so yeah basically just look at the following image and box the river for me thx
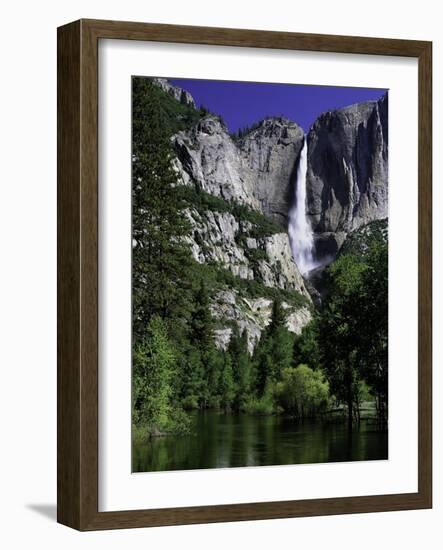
[132,411,388,473]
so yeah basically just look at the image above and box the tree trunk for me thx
[347,396,353,432]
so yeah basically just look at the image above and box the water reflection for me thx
[132,411,388,473]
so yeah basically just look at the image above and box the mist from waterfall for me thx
[288,139,316,276]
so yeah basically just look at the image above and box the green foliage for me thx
[132,317,184,435]
[232,204,283,239]
[316,221,388,426]
[339,219,388,258]
[188,260,308,309]
[241,246,268,266]
[230,117,286,142]
[275,365,330,418]
[352,231,388,422]
[189,281,213,349]
[230,120,263,141]
[254,301,294,396]
[219,353,236,410]
[131,77,387,440]
[176,185,308,309]
[180,348,205,410]
[242,387,276,416]
[184,281,228,409]
[132,77,194,341]
[293,322,321,370]
[136,77,205,136]
[177,185,283,238]
[228,325,252,408]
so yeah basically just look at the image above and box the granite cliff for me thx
[173,115,305,224]
[168,104,311,350]
[173,90,388,262]
[149,78,388,350]
[306,94,388,258]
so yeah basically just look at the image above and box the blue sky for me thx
[170,78,387,133]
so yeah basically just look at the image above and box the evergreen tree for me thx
[354,237,388,423]
[268,300,287,334]
[254,336,272,397]
[180,348,205,410]
[132,78,193,341]
[317,254,367,429]
[132,316,176,434]
[187,280,222,407]
[293,321,321,370]
[228,325,251,408]
[219,352,236,411]
[253,300,293,397]
[189,281,213,350]
[317,227,388,428]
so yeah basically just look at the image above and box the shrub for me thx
[275,365,330,418]
[242,395,276,416]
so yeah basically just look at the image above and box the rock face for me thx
[238,118,305,225]
[339,218,388,258]
[154,80,313,352]
[174,116,304,225]
[185,208,309,298]
[306,94,388,258]
[184,203,312,351]
[259,233,307,292]
[149,78,389,350]
[152,78,196,108]
[210,290,312,354]
[174,117,261,210]
[173,93,388,265]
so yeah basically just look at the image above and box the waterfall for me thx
[288,139,316,276]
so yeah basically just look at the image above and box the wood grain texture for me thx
[57,20,81,529]
[84,18,429,57]
[57,19,432,531]
[417,42,432,506]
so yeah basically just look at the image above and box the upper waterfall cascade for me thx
[288,140,316,276]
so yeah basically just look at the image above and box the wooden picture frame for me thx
[57,18,432,530]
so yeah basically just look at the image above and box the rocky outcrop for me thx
[171,108,311,352]
[163,78,388,265]
[339,218,388,258]
[210,290,312,353]
[184,208,254,281]
[258,233,307,293]
[150,79,389,350]
[306,94,388,258]
[174,94,389,265]
[152,77,196,108]
[173,116,304,225]
[185,203,312,351]
[184,208,310,298]
[238,118,305,225]
[174,117,261,209]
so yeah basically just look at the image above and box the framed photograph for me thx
[57,19,432,530]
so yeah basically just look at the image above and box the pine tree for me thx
[253,300,293,397]
[186,280,221,407]
[189,281,213,350]
[180,348,205,410]
[132,316,176,434]
[317,253,367,429]
[219,352,236,411]
[293,321,321,370]
[268,300,287,334]
[254,337,273,397]
[228,325,251,408]
[132,77,193,341]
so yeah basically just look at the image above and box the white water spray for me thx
[288,140,316,276]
